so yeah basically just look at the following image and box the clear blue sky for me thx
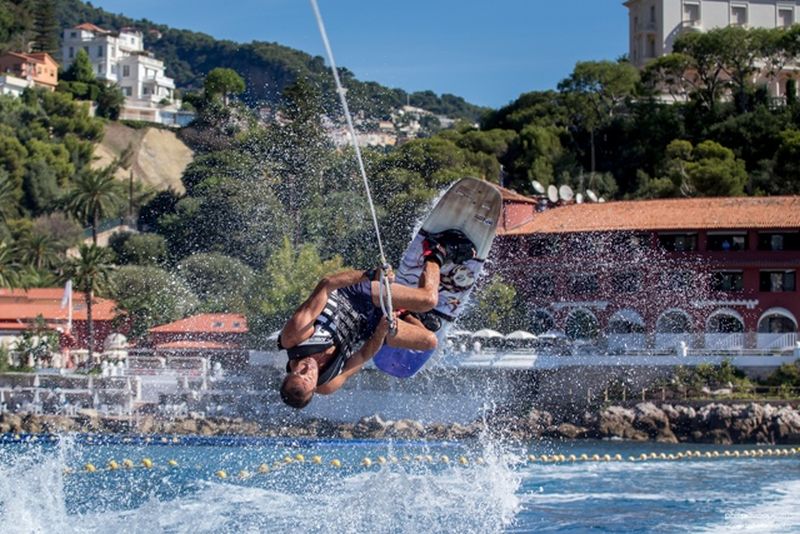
[88,0,629,109]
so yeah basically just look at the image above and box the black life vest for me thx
[283,289,372,386]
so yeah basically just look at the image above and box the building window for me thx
[683,2,700,25]
[662,270,694,291]
[612,271,642,293]
[122,86,132,96]
[96,64,102,74]
[97,46,103,57]
[731,5,748,26]
[779,8,794,27]
[647,35,656,58]
[143,87,149,95]
[658,233,697,252]
[122,65,130,77]
[707,233,747,251]
[111,65,116,74]
[711,271,744,292]
[69,47,74,58]
[760,271,796,292]
[650,5,656,23]
[70,31,77,38]
[758,232,800,251]
[571,273,599,295]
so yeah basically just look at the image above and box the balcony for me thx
[607,333,646,353]
[704,333,745,350]
[757,333,798,350]
[655,333,693,350]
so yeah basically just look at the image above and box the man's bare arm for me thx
[316,316,391,395]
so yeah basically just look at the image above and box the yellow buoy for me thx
[733,451,740,457]
[84,463,97,473]
[377,456,387,465]
[238,470,250,479]
[568,455,577,462]
[283,456,293,464]
[361,458,372,467]
[331,459,342,468]
[388,456,398,463]
[527,454,537,463]
[172,437,180,443]
[539,455,549,463]
[312,455,322,465]
[440,455,450,464]
[122,459,134,469]
[107,460,119,470]
[425,455,434,463]
[579,454,589,461]
[258,463,270,474]
[161,437,168,444]
[402,455,411,462]
[639,454,648,461]
[459,456,469,465]
[168,459,178,467]
[215,470,227,479]
[613,454,623,461]
[591,454,601,462]
[603,454,611,462]
[628,456,636,462]
[142,458,153,469]
[476,458,485,465]
[294,454,305,462]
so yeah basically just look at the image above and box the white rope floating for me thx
[309,0,395,331]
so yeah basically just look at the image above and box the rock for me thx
[387,419,424,439]
[597,406,648,441]
[770,405,800,443]
[555,423,588,440]
[1,413,22,433]
[634,403,677,443]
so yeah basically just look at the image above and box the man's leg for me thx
[371,261,440,313]
[386,314,437,351]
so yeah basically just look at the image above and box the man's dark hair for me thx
[280,376,313,409]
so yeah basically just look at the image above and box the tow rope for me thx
[310,0,396,334]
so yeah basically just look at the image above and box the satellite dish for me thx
[598,197,606,203]
[576,193,584,204]
[531,180,545,194]
[547,185,558,203]
[586,189,598,202]
[558,185,574,202]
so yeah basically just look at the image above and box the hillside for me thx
[0,0,487,122]
[93,123,190,194]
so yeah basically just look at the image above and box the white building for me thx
[61,23,192,126]
[0,74,33,97]
[625,0,800,68]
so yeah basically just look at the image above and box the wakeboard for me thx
[373,177,502,378]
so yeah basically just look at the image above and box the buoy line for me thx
[64,447,800,477]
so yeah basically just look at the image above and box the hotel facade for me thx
[494,192,800,354]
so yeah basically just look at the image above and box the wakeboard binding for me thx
[422,229,477,266]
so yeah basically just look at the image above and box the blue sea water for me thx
[1,434,799,533]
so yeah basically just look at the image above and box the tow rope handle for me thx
[377,264,397,336]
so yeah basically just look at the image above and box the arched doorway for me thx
[757,308,798,349]
[705,309,745,349]
[607,309,646,352]
[655,309,693,349]
[526,309,555,335]
[565,309,599,342]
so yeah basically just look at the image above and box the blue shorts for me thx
[337,280,382,335]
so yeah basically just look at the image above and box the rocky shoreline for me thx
[3,402,800,444]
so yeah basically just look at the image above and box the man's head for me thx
[280,357,319,409]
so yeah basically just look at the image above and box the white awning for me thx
[471,329,504,339]
[506,330,537,340]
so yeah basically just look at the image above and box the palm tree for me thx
[65,244,114,363]
[0,171,19,223]
[16,231,61,271]
[64,165,126,245]
[0,242,20,289]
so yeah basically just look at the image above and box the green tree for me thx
[95,84,125,120]
[0,241,20,289]
[558,60,639,177]
[65,244,115,361]
[655,139,748,197]
[64,49,95,83]
[458,275,521,332]
[672,30,728,113]
[13,315,58,367]
[31,0,59,56]
[246,238,343,340]
[16,229,61,271]
[203,67,245,104]
[0,170,19,222]
[64,163,126,245]
[773,129,800,194]
[176,253,254,312]
[108,232,168,266]
[110,265,198,340]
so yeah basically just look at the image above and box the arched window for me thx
[706,309,744,333]
[565,309,599,340]
[656,309,692,333]
[758,308,798,334]
[526,309,555,335]
[608,309,645,334]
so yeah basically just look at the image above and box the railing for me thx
[607,333,646,352]
[655,333,693,350]
[704,333,745,350]
[757,333,798,350]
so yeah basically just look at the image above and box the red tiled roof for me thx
[0,288,117,322]
[497,185,540,205]
[74,22,109,33]
[500,196,800,235]
[149,313,248,334]
[156,340,241,350]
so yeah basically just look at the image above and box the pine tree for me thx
[32,0,59,56]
